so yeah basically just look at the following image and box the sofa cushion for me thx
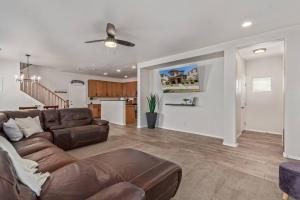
[13,137,55,157]
[15,117,44,138]
[27,132,53,143]
[59,108,93,128]
[40,157,123,200]
[0,149,37,200]
[52,125,108,150]
[3,118,23,141]
[42,110,60,130]
[0,149,19,200]
[3,110,45,131]
[23,146,76,173]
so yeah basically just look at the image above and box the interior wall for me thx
[245,55,284,134]
[235,53,246,137]
[138,68,151,128]
[148,58,224,138]
[30,66,136,103]
[0,58,43,110]
[138,26,300,159]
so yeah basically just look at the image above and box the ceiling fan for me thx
[85,23,135,48]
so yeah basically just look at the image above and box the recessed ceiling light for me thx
[132,65,136,69]
[103,72,108,76]
[116,69,121,72]
[253,48,267,54]
[241,21,253,28]
[124,75,128,78]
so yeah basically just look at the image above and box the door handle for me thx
[241,106,245,109]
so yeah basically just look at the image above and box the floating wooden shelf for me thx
[165,103,196,106]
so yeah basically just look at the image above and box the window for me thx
[252,77,272,92]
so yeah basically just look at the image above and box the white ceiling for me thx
[238,41,284,60]
[0,0,300,78]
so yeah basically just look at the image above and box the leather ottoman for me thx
[52,125,109,150]
[83,148,182,200]
[41,148,181,200]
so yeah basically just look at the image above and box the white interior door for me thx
[236,53,247,136]
[240,77,247,131]
[69,83,87,108]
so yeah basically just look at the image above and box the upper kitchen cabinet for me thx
[96,81,107,97]
[123,81,137,97]
[88,80,137,97]
[88,80,98,97]
[107,82,123,97]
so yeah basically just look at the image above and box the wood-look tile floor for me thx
[68,125,290,200]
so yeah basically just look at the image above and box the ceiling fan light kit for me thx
[104,38,117,48]
[85,23,135,48]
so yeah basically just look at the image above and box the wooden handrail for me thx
[20,79,68,108]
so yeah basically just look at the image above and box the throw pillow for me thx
[15,117,43,138]
[3,118,23,141]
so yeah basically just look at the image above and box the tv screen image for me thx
[160,64,200,93]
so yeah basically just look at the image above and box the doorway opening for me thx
[235,40,285,151]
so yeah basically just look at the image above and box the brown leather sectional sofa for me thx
[3,108,110,150]
[0,109,182,200]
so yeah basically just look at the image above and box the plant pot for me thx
[146,112,158,129]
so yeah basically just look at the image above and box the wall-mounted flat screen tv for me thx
[160,64,200,93]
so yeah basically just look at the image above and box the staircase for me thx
[20,79,68,108]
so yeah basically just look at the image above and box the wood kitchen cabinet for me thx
[126,104,136,124]
[122,81,137,97]
[88,80,137,97]
[88,80,98,97]
[89,80,107,97]
[88,104,101,118]
[96,81,107,97]
[106,82,123,97]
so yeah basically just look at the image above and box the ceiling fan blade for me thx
[116,39,135,47]
[106,23,116,37]
[85,39,105,43]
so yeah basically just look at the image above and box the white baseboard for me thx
[223,142,239,148]
[158,126,223,139]
[137,125,147,128]
[245,129,282,135]
[283,152,300,160]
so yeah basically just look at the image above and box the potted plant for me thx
[146,93,159,129]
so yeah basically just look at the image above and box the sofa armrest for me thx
[86,182,145,200]
[92,119,109,126]
[49,125,67,130]
[51,128,72,150]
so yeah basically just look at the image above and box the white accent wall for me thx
[245,56,284,134]
[150,58,224,138]
[0,58,43,110]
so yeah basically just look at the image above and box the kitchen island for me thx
[100,100,136,125]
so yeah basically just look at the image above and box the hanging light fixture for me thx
[15,54,41,82]
[15,74,24,82]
